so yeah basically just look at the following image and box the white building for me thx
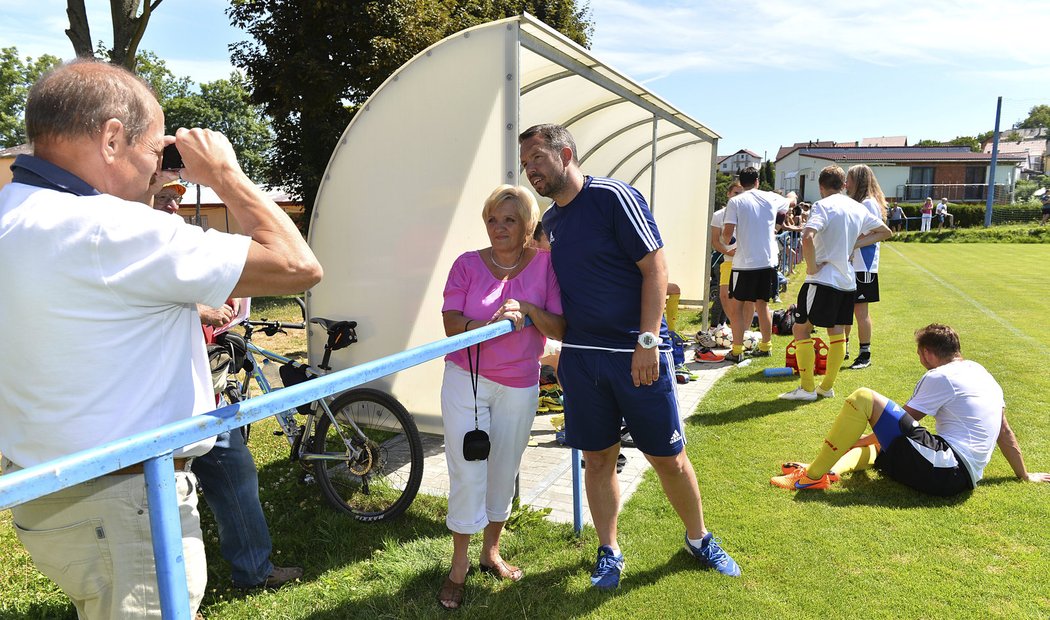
[717,149,762,174]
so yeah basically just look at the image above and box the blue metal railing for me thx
[0,318,586,618]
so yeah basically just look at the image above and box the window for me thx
[964,166,986,200]
[906,166,934,200]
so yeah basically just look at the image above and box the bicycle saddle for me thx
[310,317,358,351]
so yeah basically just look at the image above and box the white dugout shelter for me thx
[308,14,719,433]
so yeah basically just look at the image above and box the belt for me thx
[109,458,192,476]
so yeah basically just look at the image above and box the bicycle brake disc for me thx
[348,442,375,476]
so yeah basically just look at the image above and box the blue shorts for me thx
[558,347,684,456]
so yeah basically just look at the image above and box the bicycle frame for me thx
[237,339,371,468]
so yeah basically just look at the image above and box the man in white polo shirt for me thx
[780,165,892,402]
[720,167,795,363]
[0,60,322,618]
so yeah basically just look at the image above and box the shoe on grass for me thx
[684,532,741,577]
[723,352,744,364]
[590,545,625,590]
[848,353,871,370]
[780,462,840,482]
[770,468,837,490]
[237,565,303,590]
[694,347,725,363]
[778,386,817,401]
[814,386,835,398]
[750,349,771,358]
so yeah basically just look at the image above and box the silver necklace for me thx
[490,247,525,270]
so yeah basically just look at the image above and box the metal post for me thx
[649,114,658,212]
[571,448,583,536]
[144,453,191,620]
[985,96,1002,228]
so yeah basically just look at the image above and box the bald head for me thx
[26,60,159,146]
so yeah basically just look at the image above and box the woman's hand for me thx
[492,299,526,331]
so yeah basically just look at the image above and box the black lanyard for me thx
[465,341,481,431]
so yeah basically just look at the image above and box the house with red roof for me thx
[716,149,762,174]
[775,143,1024,203]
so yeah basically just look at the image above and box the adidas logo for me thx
[669,429,682,444]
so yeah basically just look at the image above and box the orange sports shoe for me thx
[780,462,840,482]
[770,467,838,490]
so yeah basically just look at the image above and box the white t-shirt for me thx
[0,184,251,467]
[906,359,1004,485]
[709,207,736,253]
[723,188,789,270]
[803,193,884,291]
[850,197,883,274]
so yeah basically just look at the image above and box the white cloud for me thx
[589,0,1050,80]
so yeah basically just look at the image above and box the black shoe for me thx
[724,352,744,364]
[848,353,871,370]
[620,427,636,448]
[750,349,771,358]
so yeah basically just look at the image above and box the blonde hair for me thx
[846,164,887,218]
[482,185,540,241]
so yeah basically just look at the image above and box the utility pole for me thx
[985,96,1002,228]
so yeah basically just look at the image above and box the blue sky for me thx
[3,0,1048,160]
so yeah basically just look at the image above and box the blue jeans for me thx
[191,427,274,586]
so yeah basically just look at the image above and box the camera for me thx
[161,144,184,170]
[462,429,490,461]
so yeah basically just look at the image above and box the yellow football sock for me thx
[759,339,772,352]
[830,445,879,476]
[795,338,816,391]
[665,294,680,333]
[732,344,743,356]
[808,388,874,478]
[819,337,846,391]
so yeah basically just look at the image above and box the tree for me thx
[915,136,981,152]
[164,74,273,181]
[759,161,775,190]
[64,0,165,70]
[228,0,593,219]
[0,47,62,147]
[127,52,273,182]
[1018,104,1050,130]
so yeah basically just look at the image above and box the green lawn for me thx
[2,244,1049,619]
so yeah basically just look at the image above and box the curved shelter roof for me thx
[308,14,718,432]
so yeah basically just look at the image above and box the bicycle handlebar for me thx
[243,318,306,337]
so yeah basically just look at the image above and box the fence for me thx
[891,183,1012,204]
[0,319,565,619]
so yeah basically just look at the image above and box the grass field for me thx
[2,244,1049,619]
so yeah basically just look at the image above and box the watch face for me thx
[640,333,656,347]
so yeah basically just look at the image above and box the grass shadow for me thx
[687,398,807,427]
[790,470,972,508]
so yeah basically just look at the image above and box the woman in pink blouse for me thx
[437,185,565,610]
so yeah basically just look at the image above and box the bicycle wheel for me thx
[311,388,423,522]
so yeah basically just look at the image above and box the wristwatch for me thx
[637,331,662,349]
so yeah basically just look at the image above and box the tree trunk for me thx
[109,0,162,70]
[64,0,94,59]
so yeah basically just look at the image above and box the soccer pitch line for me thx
[884,244,1050,356]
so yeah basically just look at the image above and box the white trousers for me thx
[920,214,932,231]
[440,362,537,534]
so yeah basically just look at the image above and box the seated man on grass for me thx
[772,324,1049,494]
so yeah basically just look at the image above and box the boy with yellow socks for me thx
[778,166,891,402]
[772,324,1050,493]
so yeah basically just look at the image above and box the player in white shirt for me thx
[772,324,1050,493]
[843,164,888,370]
[720,167,795,363]
[780,166,892,402]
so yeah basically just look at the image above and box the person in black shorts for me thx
[772,324,1050,493]
[779,166,891,402]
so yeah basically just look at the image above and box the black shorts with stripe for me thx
[729,267,778,302]
[854,272,880,303]
[874,418,974,497]
[792,282,854,328]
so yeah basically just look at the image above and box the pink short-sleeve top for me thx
[442,249,562,387]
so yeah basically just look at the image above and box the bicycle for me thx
[214,300,424,522]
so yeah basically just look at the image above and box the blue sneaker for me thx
[684,532,741,577]
[590,545,625,590]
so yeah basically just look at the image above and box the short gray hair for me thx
[26,59,157,145]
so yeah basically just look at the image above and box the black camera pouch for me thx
[463,429,490,461]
